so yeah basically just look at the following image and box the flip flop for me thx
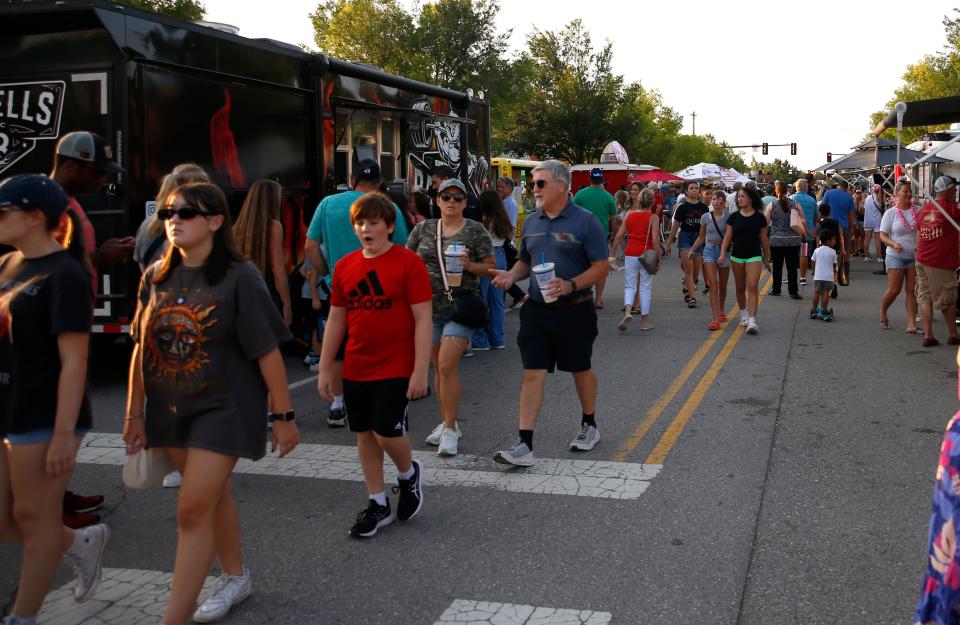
[923,337,940,347]
[631,307,640,314]
[708,320,720,331]
[718,313,728,323]
[905,327,919,334]
[880,319,891,330]
[640,325,653,331]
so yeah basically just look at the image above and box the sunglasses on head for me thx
[439,193,466,202]
[157,204,213,221]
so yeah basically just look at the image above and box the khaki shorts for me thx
[915,263,958,310]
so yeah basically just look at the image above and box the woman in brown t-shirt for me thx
[123,183,298,625]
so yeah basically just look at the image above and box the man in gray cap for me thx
[915,175,960,347]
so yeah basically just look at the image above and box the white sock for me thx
[749,316,756,324]
[397,466,415,480]
[370,492,387,506]
[740,310,748,319]
[331,395,344,410]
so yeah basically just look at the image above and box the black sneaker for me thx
[350,499,393,538]
[392,459,424,521]
[327,407,347,428]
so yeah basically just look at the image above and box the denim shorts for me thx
[433,318,473,344]
[678,231,702,256]
[5,428,90,445]
[885,256,916,270]
[702,242,727,267]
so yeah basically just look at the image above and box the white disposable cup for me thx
[445,243,464,287]
[532,262,557,303]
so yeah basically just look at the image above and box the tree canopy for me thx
[2,0,205,20]
[870,8,960,143]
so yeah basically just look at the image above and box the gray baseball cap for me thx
[438,179,467,194]
[56,131,124,174]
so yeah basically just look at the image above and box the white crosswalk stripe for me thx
[434,599,612,624]
[79,433,660,500]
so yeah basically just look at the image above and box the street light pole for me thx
[691,111,696,136]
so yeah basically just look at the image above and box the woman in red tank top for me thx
[610,187,660,331]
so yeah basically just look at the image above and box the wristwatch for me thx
[268,410,296,422]
[568,279,578,292]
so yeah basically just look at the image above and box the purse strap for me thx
[435,220,454,302]
[644,211,655,251]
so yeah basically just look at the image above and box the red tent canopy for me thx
[627,170,684,183]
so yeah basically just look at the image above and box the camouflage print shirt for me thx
[406,218,493,319]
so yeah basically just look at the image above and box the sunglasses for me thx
[439,193,466,202]
[157,204,213,221]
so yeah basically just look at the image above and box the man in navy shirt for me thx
[821,180,857,284]
[490,160,610,466]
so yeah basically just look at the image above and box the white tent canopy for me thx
[676,163,750,186]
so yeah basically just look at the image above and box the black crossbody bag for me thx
[435,221,489,329]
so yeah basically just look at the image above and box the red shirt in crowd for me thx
[624,211,655,257]
[916,195,960,269]
[330,244,432,381]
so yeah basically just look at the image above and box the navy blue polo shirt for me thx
[519,201,609,304]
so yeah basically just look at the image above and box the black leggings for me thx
[771,246,800,295]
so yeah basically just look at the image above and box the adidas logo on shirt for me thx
[346,270,393,311]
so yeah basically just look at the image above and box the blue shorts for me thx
[433,318,473,344]
[886,256,916,270]
[678,232,702,256]
[5,428,90,445]
[702,242,728,267]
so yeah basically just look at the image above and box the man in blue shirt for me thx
[821,179,857,284]
[305,160,408,427]
[489,160,610,467]
[790,178,819,286]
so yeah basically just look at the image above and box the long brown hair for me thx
[775,181,791,214]
[153,183,243,286]
[50,209,92,276]
[233,179,282,278]
[478,189,514,241]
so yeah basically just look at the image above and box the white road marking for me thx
[287,375,317,390]
[79,433,660,500]
[434,599,612,625]
[38,568,217,625]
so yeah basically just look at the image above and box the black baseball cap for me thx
[0,174,70,217]
[590,168,604,182]
[354,159,381,182]
[56,131,124,174]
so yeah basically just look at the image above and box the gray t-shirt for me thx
[700,209,730,242]
[131,260,292,460]
[519,201,609,304]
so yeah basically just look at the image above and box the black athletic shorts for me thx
[517,299,598,373]
[343,377,409,438]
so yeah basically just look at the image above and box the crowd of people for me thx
[2,132,960,625]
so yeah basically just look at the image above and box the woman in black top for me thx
[124,183,299,625]
[719,186,771,335]
[0,174,108,623]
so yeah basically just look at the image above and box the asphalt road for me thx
[2,255,956,625]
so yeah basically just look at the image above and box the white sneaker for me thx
[746,321,759,335]
[193,568,252,623]
[66,523,110,602]
[425,423,445,446]
[437,427,461,456]
[738,317,748,327]
[162,471,182,488]
[617,313,633,331]
[494,441,534,467]
[570,424,600,451]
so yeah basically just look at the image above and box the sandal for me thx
[880,318,891,330]
[905,327,919,334]
[631,306,640,314]
[718,313,728,323]
[923,337,940,347]
[684,294,692,304]
[708,320,720,331]
[687,297,697,309]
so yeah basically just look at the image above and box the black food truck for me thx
[0,0,492,335]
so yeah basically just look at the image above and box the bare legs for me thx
[356,431,412,496]
[881,267,917,331]
[432,337,467,429]
[518,368,596,431]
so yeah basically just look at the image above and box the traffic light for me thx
[790,143,797,156]
[762,142,768,155]
[826,152,832,162]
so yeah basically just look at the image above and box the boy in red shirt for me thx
[317,192,433,538]
[916,176,960,347]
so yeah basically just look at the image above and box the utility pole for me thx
[691,111,697,136]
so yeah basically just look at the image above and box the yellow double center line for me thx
[611,275,774,464]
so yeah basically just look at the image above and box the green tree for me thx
[2,0,205,20]
[749,157,801,185]
[869,8,960,142]
[311,0,419,78]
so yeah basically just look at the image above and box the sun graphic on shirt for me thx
[144,303,218,379]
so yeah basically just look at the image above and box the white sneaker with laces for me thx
[193,567,252,623]
[738,317,749,327]
[162,471,182,488]
[570,423,600,451]
[425,422,450,446]
[746,321,759,335]
[437,426,461,456]
[67,523,110,602]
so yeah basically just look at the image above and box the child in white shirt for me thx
[810,230,838,322]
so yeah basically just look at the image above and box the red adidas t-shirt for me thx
[330,244,432,381]
[916,198,960,269]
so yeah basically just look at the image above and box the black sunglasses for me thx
[157,204,213,221]
[533,180,550,189]
[439,193,466,202]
